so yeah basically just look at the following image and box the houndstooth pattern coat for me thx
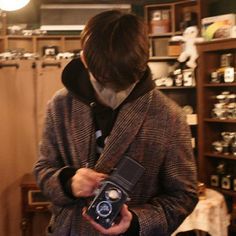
[34,87,198,236]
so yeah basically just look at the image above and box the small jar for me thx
[210,174,220,187]
[198,182,206,200]
[222,141,230,155]
[212,141,223,153]
[221,174,233,190]
[231,135,236,155]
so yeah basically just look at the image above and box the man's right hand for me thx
[71,168,107,198]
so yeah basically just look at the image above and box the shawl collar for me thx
[70,90,153,172]
[70,99,97,168]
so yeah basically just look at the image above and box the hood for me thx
[62,57,95,105]
[62,57,156,106]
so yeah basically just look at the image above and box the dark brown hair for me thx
[81,10,149,91]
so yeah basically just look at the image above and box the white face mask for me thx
[89,73,136,109]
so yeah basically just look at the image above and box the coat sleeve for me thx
[131,111,199,236]
[34,101,79,206]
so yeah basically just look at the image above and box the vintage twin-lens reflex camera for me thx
[86,156,145,229]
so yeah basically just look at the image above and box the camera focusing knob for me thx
[106,188,121,201]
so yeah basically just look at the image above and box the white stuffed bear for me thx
[171,26,204,68]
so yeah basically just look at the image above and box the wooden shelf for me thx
[205,152,236,160]
[148,32,173,37]
[157,86,196,90]
[0,35,81,55]
[204,118,236,123]
[204,83,236,87]
[149,56,177,61]
[197,38,236,48]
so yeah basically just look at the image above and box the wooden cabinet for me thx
[21,173,51,236]
[196,38,236,234]
[0,35,81,55]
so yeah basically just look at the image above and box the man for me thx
[34,10,198,236]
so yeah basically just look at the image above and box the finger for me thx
[120,204,132,222]
[72,177,97,197]
[77,168,107,182]
[73,170,106,190]
[101,205,132,234]
[82,208,115,234]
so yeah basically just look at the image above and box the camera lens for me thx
[96,201,112,217]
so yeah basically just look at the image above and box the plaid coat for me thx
[34,87,198,236]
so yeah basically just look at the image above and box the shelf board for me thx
[209,186,236,197]
[174,31,183,35]
[205,152,236,160]
[204,118,236,123]
[3,35,80,39]
[6,35,34,39]
[148,32,173,37]
[197,38,236,46]
[204,83,236,87]
[149,56,178,61]
[156,86,196,90]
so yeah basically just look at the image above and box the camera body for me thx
[86,156,144,229]
[86,180,129,228]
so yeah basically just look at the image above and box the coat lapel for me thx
[95,91,153,173]
[70,99,96,168]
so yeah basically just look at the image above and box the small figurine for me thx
[171,26,204,69]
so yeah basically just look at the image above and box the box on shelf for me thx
[186,114,197,125]
[168,41,182,56]
[150,9,171,34]
[201,13,236,41]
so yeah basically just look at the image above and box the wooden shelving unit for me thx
[197,38,236,183]
[197,38,236,234]
[144,0,207,108]
[0,35,81,55]
[144,0,211,159]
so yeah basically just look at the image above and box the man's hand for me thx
[71,168,107,198]
[82,204,132,235]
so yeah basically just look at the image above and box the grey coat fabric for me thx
[34,87,198,236]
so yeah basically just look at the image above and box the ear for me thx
[80,50,88,68]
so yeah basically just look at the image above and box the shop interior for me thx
[0,0,235,235]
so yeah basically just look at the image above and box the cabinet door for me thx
[0,59,37,236]
[0,60,37,163]
[35,59,69,142]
